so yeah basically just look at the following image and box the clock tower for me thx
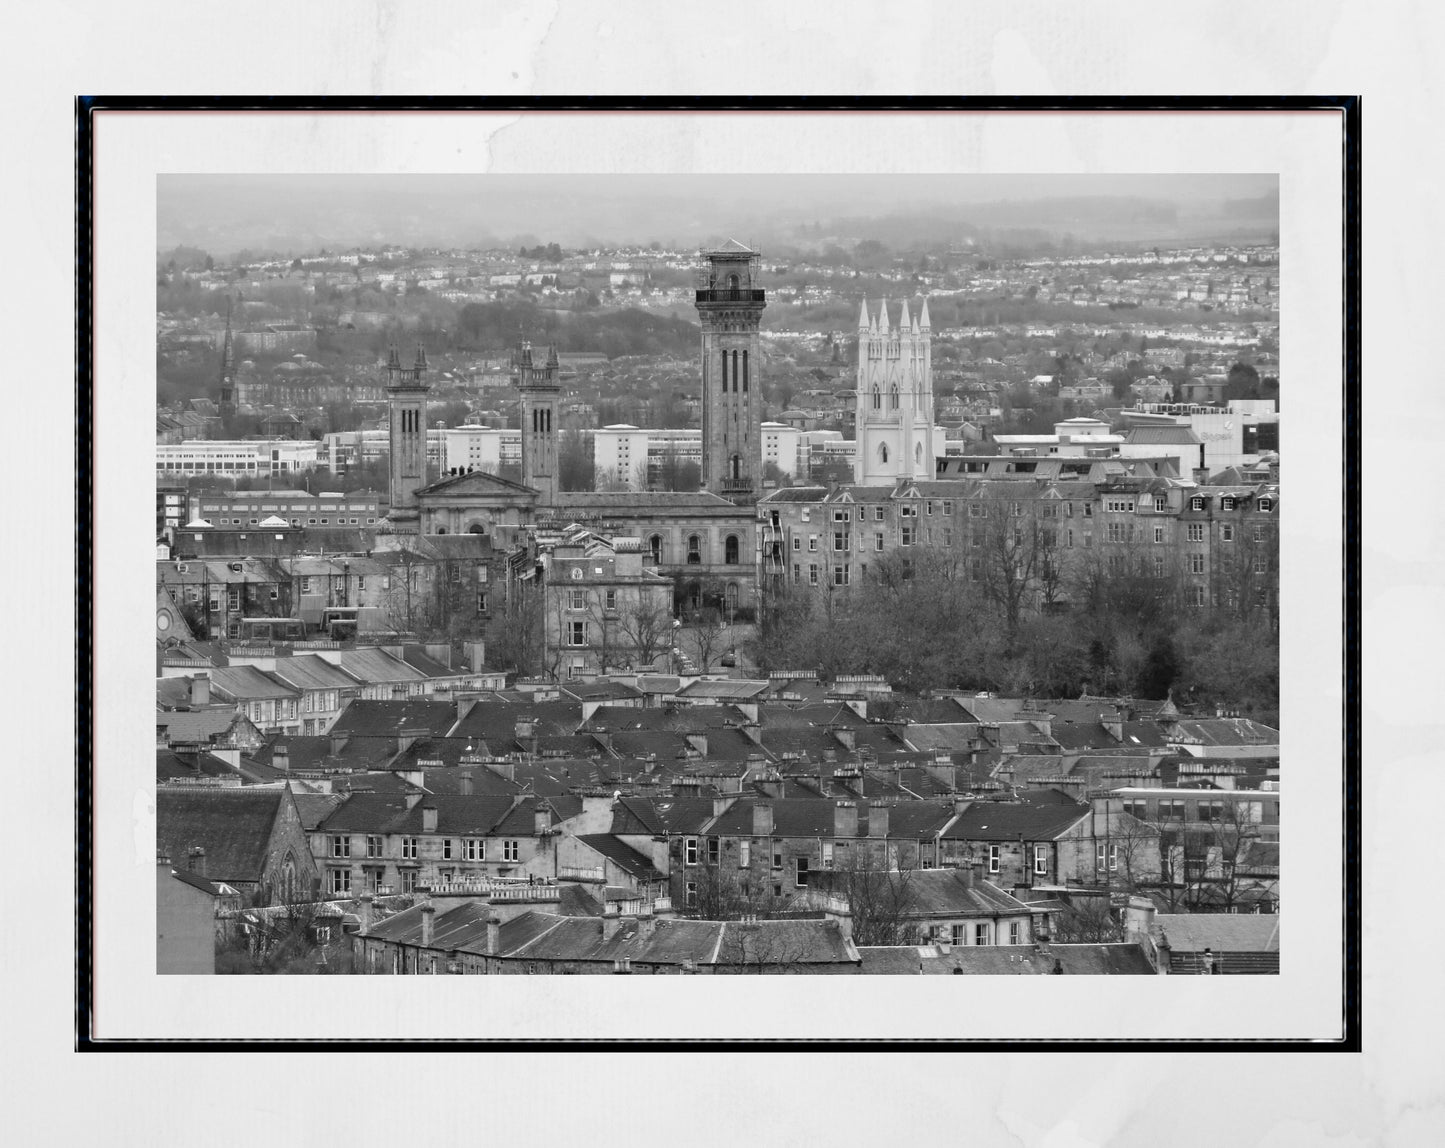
[517,342,561,506]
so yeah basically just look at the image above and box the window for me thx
[604,589,617,612]
[1082,503,1093,517]
[873,532,884,551]
[687,535,702,564]
[707,837,720,865]
[401,869,418,893]
[476,592,489,613]
[1221,524,1235,542]
[1096,841,1118,872]
[685,837,698,866]
[1254,555,1269,575]
[951,924,966,945]
[1160,799,1185,820]
[569,621,587,646]
[1189,584,1208,607]
[1105,498,1136,513]
[874,507,885,522]
[1009,921,1022,946]
[1190,497,1205,511]
[943,501,953,516]
[1154,496,1169,512]
[450,565,462,582]
[1258,498,1273,512]
[790,535,801,552]
[901,526,914,546]
[724,534,740,564]
[330,835,350,858]
[832,565,849,587]
[975,922,991,946]
[685,881,698,907]
[1107,523,1126,543]
[1186,523,1205,543]
[808,535,818,551]
[795,857,810,887]
[1198,800,1224,821]
[464,838,485,861]
[1254,526,1268,543]
[1032,845,1049,876]
[329,868,351,895]
[1154,556,1166,578]
[988,844,1000,874]
[401,836,418,860]
[1010,502,1023,518]
[808,564,819,585]
[441,839,454,860]
[821,841,834,869]
[1221,497,1237,511]
[366,835,382,859]
[1190,553,1206,575]
[1122,799,1147,819]
[738,840,750,868]
[300,576,314,594]
[833,531,846,552]
[1154,526,1165,544]
[502,840,520,862]
[568,588,585,610]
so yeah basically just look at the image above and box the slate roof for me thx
[678,679,770,700]
[266,654,359,692]
[575,834,666,881]
[156,708,246,744]
[1167,718,1279,746]
[452,699,581,742]
[328,699,459,738]
[707,798,955,840]
[819,869,1029,918]
[291,792,344,830]
[611,796,719,836]
[857,942,1156,975]
[941,799,1090,842]
[319,793,521,836]
[336,647,430,684]
[169,866,223,897]
[156,788,290,884]
[211,664,298,701]
[1154,914,1280,954]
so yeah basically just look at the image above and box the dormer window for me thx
[1221,497,1237,511]
[1258,498,1273,512]
[1190,497,1205,511]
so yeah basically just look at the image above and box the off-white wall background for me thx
[8,0,1438,1142]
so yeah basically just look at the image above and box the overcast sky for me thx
[159,173,1278,255]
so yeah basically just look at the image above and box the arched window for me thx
[724,534,739,564]
[687,534,702,564]
[727,273,740,291]
[280,855,296,903]
[872,384,881,410]
[890,384,900,410]
[649,534,664,564]
[725,582,739,612]
[436,527,447,535]
[468,524,485,535]
[915,442,924,464]
[731,454,741,481]
[879,443,889,464]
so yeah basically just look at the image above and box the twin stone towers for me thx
[385,242,935,523]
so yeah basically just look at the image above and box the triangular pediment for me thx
[417,470,539,500]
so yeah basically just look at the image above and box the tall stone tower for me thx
[695,241,765,502]
[516,341,560,506]
[385,343,431,530]
[853,299,934,485]
[218,298,236,424]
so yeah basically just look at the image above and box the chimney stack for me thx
[601,907,623,941]
[357,893,373,935]
[712,796,734,820]
[833,800,858,839]
[459,770,474,796]
[272,743,290,772]
[186,846,206,877]
[752,802,774,837]
[329,732,348,757]
[487,915,501,955]
[189,674,210,708]
[421,804,438,834]
[534,804,552,837]
[405,790,423,810]
[867,803,889,840]
[420,902,435,948]
[953,796,973,816]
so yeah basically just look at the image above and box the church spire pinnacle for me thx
[858,298,871,331]
[919,298,931,330]
[878,301,890,334]
[898,299,910,333]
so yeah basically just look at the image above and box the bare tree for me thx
[1050,894,1122,943]
[813,850,923,947]
[1183,798,1274,913]
[615,598,674,671]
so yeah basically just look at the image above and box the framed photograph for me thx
[82,97,1357,1046]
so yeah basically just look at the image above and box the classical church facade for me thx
[852,299,943,485]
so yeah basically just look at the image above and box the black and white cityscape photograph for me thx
[152,170,1285,980]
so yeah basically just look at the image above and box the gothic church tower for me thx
[517,341,560,506]
[385,343,431,531]
[695,241,765,502]
[853,299,934,485]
